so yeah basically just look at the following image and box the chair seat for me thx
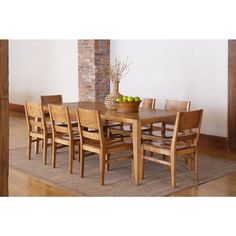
[143,139,194,151]
[30,129,52,137]
[102,120,122,128]
[83,138,132,153]
[63,133,80,140]
[55,133,80,142]
[105,138,132,150]
[110,124,151,133]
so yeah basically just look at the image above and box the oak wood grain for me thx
[0,40,9,196]
[228,40,236,151]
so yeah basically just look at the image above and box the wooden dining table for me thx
[53,101,177,185]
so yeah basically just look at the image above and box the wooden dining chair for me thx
[141,109,203,188]
[41,94,78,128]
[162,99,191,136]
[76,108,133,185]
[108,97,156,139]
[40,95,63,123]
[24,102,52,164]
[48,104,80,174]
[148,99,191,138]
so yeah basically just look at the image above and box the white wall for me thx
[111,40,228,137]
[9,40,78,104]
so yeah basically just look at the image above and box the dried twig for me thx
[102,56,132,82]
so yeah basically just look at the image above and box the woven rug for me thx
[9,147,236,196]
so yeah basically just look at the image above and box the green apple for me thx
[122,98,127,102]
[134,96,141,102]
[122,95,128,100]
[115,97,122,102]
[127,96,134,102]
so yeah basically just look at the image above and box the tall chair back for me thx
[41,95,63,106]
[141,98,156,109]
[48,104,72,140]
[171,110,203,150]
[76,108,104,147]
[25,102,47,134]
[165,99,190,111]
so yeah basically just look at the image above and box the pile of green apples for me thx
[116,95,141,103]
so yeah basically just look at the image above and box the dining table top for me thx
[61,102,177,125]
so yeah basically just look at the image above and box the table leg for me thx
[132,120,141,185]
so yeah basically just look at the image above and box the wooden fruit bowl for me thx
[116,101,142,113]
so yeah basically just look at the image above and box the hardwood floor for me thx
[9,111,236,196]
[9,112,75,196]
[171,172,236,196]
[9,168,75,196]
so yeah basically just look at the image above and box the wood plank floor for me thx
[9,111,236,196]
[9,168,75,196]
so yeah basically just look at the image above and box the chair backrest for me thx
[171,110,203,149]
[41,95,63,106]
[76,108,104,147]
[24,102,47,134]
[141,98,156,109]
[165,99,190,111]
[48,104,72,139]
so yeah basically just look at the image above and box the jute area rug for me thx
[9,147,236,196]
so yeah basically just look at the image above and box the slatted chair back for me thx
[141,98,156,109]
[41,95,63,106]
[76,108,104,145]
[172,110,203,148]
[24,102,47,134]
[48,104,72,139]
[165,99,190,111]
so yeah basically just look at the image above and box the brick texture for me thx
[78,40,110,102]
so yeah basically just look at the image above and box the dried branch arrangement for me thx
[103,57,132,82]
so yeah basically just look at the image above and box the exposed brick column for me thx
[78,40,110,102]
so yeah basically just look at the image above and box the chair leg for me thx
[80,149,85,178]
[73,143,77,160]
[184,157,188,164]
[105,154,110,171]
[141,147,144,180]
[52,142,57,168]
[119,123,124,141]
[69,143,74,174]
[28,136,32,160]
[187,157,192,171]
[43,138,48,165]
[99,152,105,185]
[107,128,111,138]
[35,138,40,155]
[166,156,171,172]
[161,123,166,137]
[131,158,135,181]
[163,155,170,172]
[170,154,176,188]
[78,142,80,163]
[194,151,199,182]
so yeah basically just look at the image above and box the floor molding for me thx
[9,103,25,113]
[199,134,228,151]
